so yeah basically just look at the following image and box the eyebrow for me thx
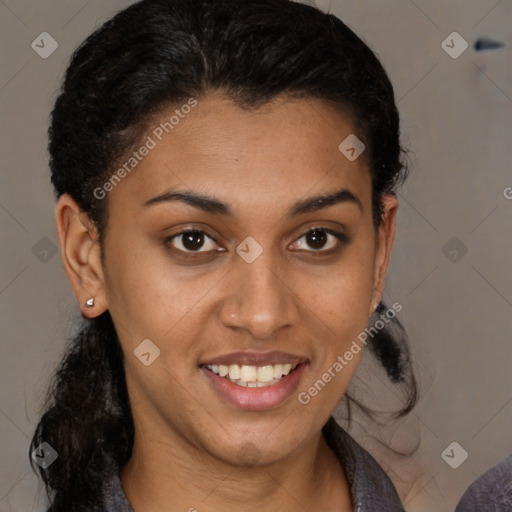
[143,186,363,216]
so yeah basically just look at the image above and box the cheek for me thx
[103,236,191,340]
[298,257,374,401]
[309,247,375,335]
[300,252,375,402]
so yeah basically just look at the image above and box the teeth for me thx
[273,364,283,379]
[229,364,241,380]
[257,365,275,382]
[206,363,299,387]
[240,365,257,381]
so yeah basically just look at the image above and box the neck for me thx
[120,420,353,512]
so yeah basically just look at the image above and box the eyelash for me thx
[164,227,349,258]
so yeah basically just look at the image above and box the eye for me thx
[165,226,348,258]
[290,227,348,254]
[165,230,222,254]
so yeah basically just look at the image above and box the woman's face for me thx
[76,93,397,466]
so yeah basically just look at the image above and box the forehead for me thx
[107,93,372,218]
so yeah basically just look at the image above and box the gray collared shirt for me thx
[454,454,512,512]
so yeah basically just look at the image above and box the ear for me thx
[55,193,108,318]
[369,194,398,316]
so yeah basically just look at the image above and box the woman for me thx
[30,0,419,510]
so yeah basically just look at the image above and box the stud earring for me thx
[85,298,95,308]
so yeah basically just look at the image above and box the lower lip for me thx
[201,363,307,411]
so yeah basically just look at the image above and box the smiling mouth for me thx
[204,363,300,388]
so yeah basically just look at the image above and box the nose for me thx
[219,253,298,340]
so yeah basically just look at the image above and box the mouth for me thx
[204,362,299,388]
[199,354,308,411]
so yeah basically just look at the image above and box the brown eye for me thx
[291,227,348,253]
[305,228,328,250]
[165,230,220,254]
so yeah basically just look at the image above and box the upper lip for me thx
[200,351,308,367]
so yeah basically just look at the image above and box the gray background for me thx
[0,0,510,511]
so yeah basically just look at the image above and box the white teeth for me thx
[257,365,275,382]
[228,364,240,380]
[206,363,299,387]
[240,365,257,381]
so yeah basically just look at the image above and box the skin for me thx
[55,93,398,512]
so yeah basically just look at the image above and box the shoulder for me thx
[454,455,512,511]
[102,467,134,512]
[322,416,405,512]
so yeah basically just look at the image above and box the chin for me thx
[204,426,305,468]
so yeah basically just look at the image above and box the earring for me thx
[85,297,95,308]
